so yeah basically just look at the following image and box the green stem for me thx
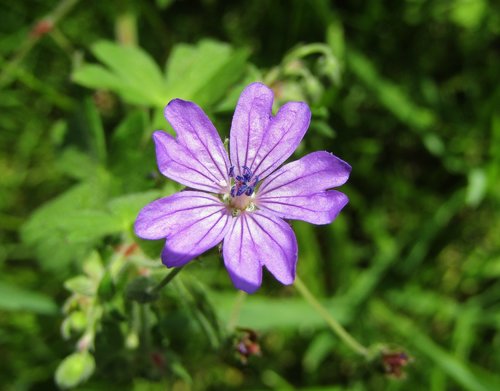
[227,290,247,331]
[0,0,80,88]
[150,266,184,295]
[294,276,369,358]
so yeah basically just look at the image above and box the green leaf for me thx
[214,64,263,112]
[64,276,96,297]
[61,311,87,339]
[55,351,95,389]
[164,40,250,107]
[108,190,161,230]
[21,179,112,270]
[303,332,336,374]
[326,20,345,67]
[451,0,486,29]
[56,148,101,180]
[211,292,349,331]
[73,40,248,110]
[97,271,115,301]
[171,361,193,384]
[92,41,168,106]
[466,168,487,207]
[108,110,157,192]
[83,97,107,165]
[72,64,123,93]
[73,41,168,106]
[0,281,57,314]
[82,251,105,281]
[45,209,122,245]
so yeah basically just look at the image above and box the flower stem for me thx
[0,0,80,88]
[294,276,369,358]
[150,266,184,295]
[228,290,247,331]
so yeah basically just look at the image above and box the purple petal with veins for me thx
[223,210,297,293]
[230,83,274,176]
[135,191,232,266]
[257,151,351,224]
[154,99,230,193]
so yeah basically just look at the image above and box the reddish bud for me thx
[123,243,139,257]
[151,351,166,369]
[235,327,261,364]
[31,19,54,38]
[381,351,411,378]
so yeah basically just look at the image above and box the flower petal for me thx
[222,211,298,293]
[257,151,351,224]
[154,99,230,193]
[229,83,274,174]
[134,191,231,266]
[250,101,311,179]
[229,83,311,179]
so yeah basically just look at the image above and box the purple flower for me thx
[134,83,351,293]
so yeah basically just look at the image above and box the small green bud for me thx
[55,351,95,389]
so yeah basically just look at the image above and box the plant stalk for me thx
[294,276,369,358]
[150,266,184,295]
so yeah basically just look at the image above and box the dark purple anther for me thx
[236,184,248,196]
[242,166,253,181]
[229,166,259,198]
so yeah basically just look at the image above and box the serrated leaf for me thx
[21,180,112,270]
[56,148,101,180]
[91,41,168,106]
[82,251,104,280]
[55,351,95,389]
[55,209,122,243]
[164,40,249,106]
[108,110,156,192]
[73,40,248,110]
[72,64,123,92]
[108,190,161,229]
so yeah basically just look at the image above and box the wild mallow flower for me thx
[134,83,351,293]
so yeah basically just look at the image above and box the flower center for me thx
[229,166,259,197]
[224,166,259,215]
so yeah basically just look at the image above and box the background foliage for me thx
[1,0,499,390]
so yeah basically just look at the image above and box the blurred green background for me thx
[1,0,499,390]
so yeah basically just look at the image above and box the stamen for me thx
[228,165,259,200]
[236,185,247,196]
[242,166,253,181]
